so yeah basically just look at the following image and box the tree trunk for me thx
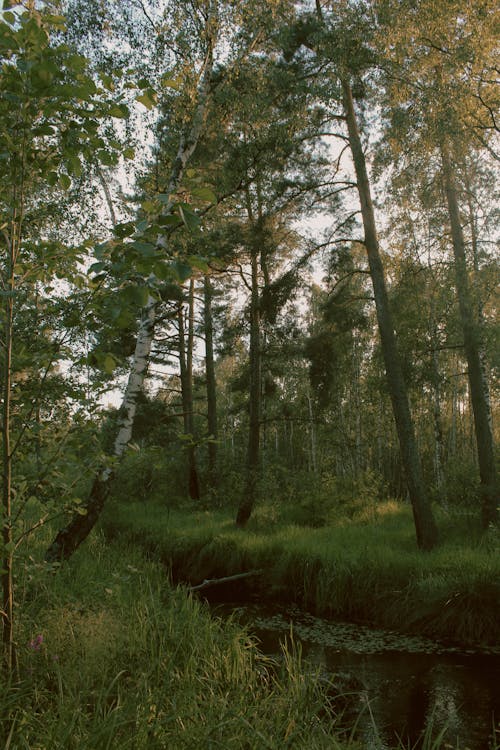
[45,303,157,561]
[2,238,15,672]
[46,29,216,562]
[203,274,218,490]
[430,344,445,495]
[236,243,261,527]
[306,393,317,474]
[178,283,200,501]
[342,77,438,550]
[441,145,498,527]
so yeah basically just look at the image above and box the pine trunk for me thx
[178,284,200,501]
[342,78,438,550]
[236,245,261,526]
[441,146,498,527]
[203,275,218,489]
[2,246,15,671]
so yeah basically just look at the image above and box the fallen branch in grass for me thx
[189,569,264,592]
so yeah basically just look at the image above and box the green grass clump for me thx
[2,534,355,749]
[101,500,500,647]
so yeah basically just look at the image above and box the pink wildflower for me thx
[29,634,44,651]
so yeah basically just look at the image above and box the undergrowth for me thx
[2,533,354,750]
[101,499,500,646]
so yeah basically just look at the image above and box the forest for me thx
[0,0,499,748]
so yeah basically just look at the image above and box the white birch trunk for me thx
[46,13,217,562]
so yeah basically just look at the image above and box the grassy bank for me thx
[2,533,358,749]
[101,499,500,647]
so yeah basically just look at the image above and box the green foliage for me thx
[3,534,352,749]
[101,500,500,647]
[111,447,184,506]
[439,457,481,509]
[282,470,389,528]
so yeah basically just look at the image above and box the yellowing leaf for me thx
[136,91,157,110]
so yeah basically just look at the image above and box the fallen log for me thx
[189,569,264,593]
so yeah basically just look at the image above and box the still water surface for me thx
[215,603,500,749]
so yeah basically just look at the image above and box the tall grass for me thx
[101,500,500,646]
[2,533,355,749]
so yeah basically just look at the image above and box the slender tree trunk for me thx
[178,284,200,500]
[46,28,216,562]
[430,345,445,495]
[441,146,498,527]
[236,243,261,526]
[342,78,438,550]
[2,239,15,672]
[467,188,493,430]
[307,393,317,474]
[45,303,157,561]
[203,274,218,490]
[449,368,458,460]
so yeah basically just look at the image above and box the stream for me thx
[212,602,500,749]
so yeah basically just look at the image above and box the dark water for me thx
[214,603,500,750]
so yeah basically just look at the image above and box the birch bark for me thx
[46,14,217,561]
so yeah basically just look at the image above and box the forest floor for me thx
[101,498,500,649]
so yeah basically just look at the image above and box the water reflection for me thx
[219,605,500,749]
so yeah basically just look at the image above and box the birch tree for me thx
[46,0,219,561]
[0,5,131,669]
[46,0,297,560]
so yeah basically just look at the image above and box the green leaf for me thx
[66,53,87,72]
[160,73,180,90]
[97,150,117,166]
[188,255,210,272]
[191,186,216,203]
[109,104,129,119]
[136,90,157,110]
[67,155,82,177]
[141,200,157,213]
[44,14,67,30]
[113,222,135,238]
[88,261,107,274]
[59,174,71,191]
[34,123,55,136]
[94,241,110,258]
[125,285,150,307]
[158,214,181,227]
[178,204,200,231]
[123,146,135,160]
[2,11,16,25]
[103,354,116,374]
[130,241,156,257]
[171,260,192,282]
[99,72,115,91]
